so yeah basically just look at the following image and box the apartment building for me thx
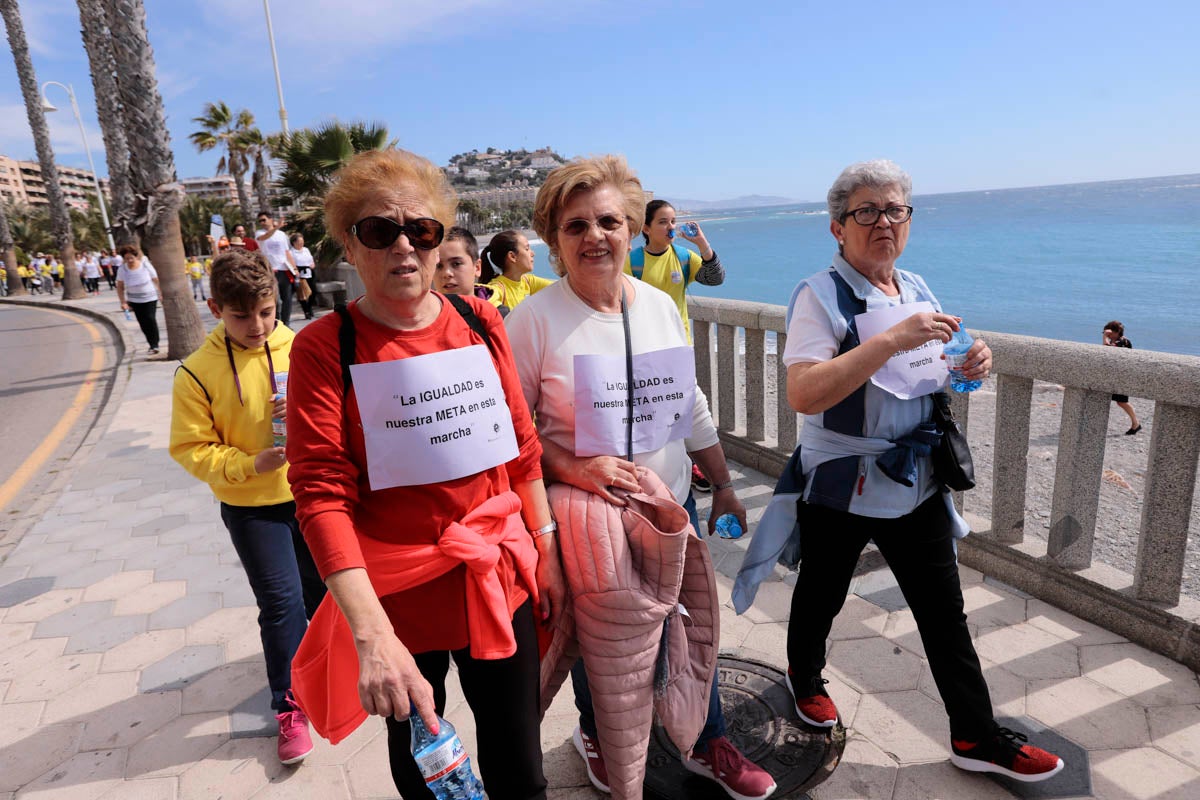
[0,154,107,211]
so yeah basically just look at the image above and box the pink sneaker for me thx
[684,736,777,800]
[276,703,314,765]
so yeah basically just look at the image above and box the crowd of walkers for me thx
[161,152,1070,800]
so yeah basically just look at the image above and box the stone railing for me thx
[689,295,1200,671]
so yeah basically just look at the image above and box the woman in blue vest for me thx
[780,160,1064,783]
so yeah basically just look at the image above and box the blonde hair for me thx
[533,155,644,276]
[324,149,457,248]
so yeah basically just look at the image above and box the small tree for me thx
[190,102,255,228]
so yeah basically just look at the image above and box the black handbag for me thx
[930,392,976,491]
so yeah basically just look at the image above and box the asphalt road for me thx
[0,304,119,539]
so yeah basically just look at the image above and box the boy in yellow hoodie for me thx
[170,249,325,765]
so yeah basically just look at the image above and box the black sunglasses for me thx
[349,216,445,250]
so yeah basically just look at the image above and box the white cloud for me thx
[0,101,108,172]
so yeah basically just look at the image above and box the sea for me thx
[530,174,1200,356]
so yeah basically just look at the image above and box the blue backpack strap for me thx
[673,243,693,284]
[629,246,645,279]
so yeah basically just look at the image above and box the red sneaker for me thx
[573,726,610,793]
[786,669,839,728]
[950,727,1064,782]
[684,736,777,800]
[275,704,314,765]
[691,463,713,493]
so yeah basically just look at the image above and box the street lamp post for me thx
[262,0,288,136]
[41,80,115,252]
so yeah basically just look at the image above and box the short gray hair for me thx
[827,159,912,221]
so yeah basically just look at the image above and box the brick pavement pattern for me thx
[1,293,1199,799]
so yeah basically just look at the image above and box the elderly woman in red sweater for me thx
[286,149,563,799]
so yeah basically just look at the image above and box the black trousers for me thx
[275,271,294,323]
[129,299,160,350]
[787,493,995,740]
[385,599,547,800]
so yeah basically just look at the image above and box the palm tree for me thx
[1,0,84,299]
[189,102,255,227]
[272,120,394,265]
[241,127,274,216]
[178,195,239,256]
[1,199,23,295]
[76,0,136,247]
[106,0,204,358]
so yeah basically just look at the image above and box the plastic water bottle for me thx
[715,513,744,539]
[672,222,699,239]
[123,308,131,321]
[943,324,982,393]
[271,372,288,447]
[410,710,484,799]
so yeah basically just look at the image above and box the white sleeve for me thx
[684,383,719,452]
[503,304,542,418]
[782,285,838,366]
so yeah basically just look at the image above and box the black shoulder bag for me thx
[930,391,976,491]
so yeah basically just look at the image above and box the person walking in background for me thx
[1103,320,1141,434]
[170,249,326,765]
[480,229,553,314]
[116,244,162,355]
[288,233,315,320]
[768,159,1063,783]
[232,223,259,251]
[101,250,118,290]
[187,255,207,301]
[83,252,102,294]
[256,212,298,323]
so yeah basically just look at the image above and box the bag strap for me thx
[673,243,693,283]
[446,294,497,359]
[175,364,211,404]
[629,244,693,283]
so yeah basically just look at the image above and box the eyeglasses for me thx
[842,205,913,225]
[349,216,445,250]
[558,214,627,237]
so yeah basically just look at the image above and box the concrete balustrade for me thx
[688,295,1200,670]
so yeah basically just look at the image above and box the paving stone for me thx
[850,690,951,764]
[80,690,182,751]
[3,587,84,622]
[0,722,83,793]
[1148,704,1200,771]
[881,607,928,659]
[64,613,149,654]
[345,727,400,798]
[891,760,1020,799]
[827,593,890,642]
[100,629,186,674]
[122,544,188,572]
[53,560,126,590]
[184,566,253,597]
[17,747,128,800]
[185,607,259,646]
[224,626,268,664]
[32,601,113,639]
[825,671,864,730]
[936,658,1028,719]
[854,568,909,612]
[182,660,267,714]
[24,549,103,580]
[5,651,102,702]
[125,712,230,780]
[1080,642,1200,708]
[0,564,31,586]
[132,514,189,538]
[113,581,188,616]
[973,622,1082,681]
[147,593,222,631]
[80,502,138,524]
[140,645,226,694]
[218,581,256,609]
[3,540,71,567]
[151,553,222,582]
[44,520,111,545]
[983,715,1092,799]
[0,636,66,681]
[178,736,284,800]
[300,716,382,767]
[99,508,162,530]
[961,582,1028,628]
[1090,746,1200,800]
[1024,599,1129,648]
[83,571,156,602]
[95,776,178,800]
[42,671,140,725]
[250,764,352,799]
[156,523,218,547]
[809,735,898,800]
[828,636,924,694]
[0,576,56,608]
[0,698,47,747]
[1027,676,1151,750]
[741,616,788,657]
[229,686,276,738]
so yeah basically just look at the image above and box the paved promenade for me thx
[1,291,1198,799]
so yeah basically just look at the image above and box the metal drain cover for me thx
[644,655,843,799]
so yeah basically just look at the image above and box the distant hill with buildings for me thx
[444,147,567,191]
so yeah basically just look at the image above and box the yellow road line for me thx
[0,309,106,513]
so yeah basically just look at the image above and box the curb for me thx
[0,296,135,553]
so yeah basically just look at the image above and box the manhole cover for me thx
[645,655,843,799]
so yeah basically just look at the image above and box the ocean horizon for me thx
[531,173,1200,357]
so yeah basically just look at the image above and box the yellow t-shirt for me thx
[623,246,703,342]
[18,265,29,278]
[486,273,554,311]
[188,262,205,279]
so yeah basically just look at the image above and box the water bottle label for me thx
[944,351,969,370]
[416,736,468,782]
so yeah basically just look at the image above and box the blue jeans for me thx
[220,501,326,711]
[573,489,726,748]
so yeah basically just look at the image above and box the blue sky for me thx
[3,0,1199,204]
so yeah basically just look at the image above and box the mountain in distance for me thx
[666,194,798,212]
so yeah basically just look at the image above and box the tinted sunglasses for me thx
[349,216,445,250]
[559,214,627,237]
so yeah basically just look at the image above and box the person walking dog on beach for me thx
[748,159,1065,783]
[1103,321,1141,435]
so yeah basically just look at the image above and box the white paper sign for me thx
[573,346,695,457]
[854,301,949,400]
[351,345,518,489]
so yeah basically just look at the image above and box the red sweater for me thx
[287,295,543,653]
